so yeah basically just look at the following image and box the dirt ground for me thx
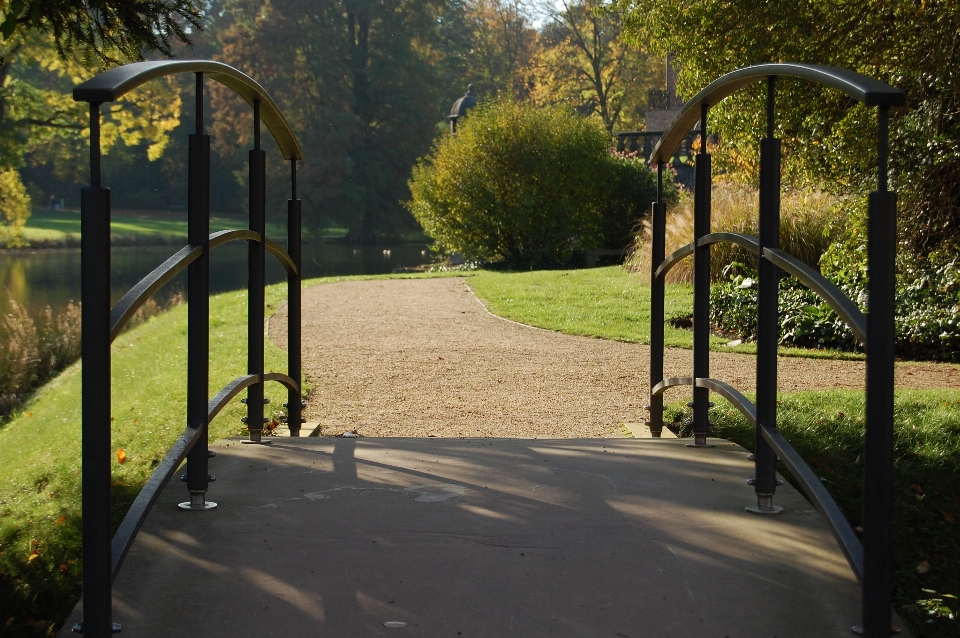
[267,277,960,438]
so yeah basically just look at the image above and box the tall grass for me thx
[627,184,842,283]
[0,294,182,420]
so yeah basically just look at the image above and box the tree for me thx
[208,0,463,242]
[460,0,537,98]
[0,0,201,245]
[1,31,184,245]
[528,0,658,132]
[612,0,960,253]
[0,0,202,61]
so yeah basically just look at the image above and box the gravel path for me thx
[268,277,960,438]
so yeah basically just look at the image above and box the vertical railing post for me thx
[860,105,897,637]
[748,76,784,514]
[648,163,666,437]
[181,73,217,510]
[245,100,268,444]
[287,160,303,436]
[79,101,117,637]
[690,103,713,447]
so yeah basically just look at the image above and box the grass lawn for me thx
[468,266,862,358]
[0,267,955,636]
[17,210,291,247]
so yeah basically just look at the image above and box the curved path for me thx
[269,277,960,438]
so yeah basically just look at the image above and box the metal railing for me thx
[645,63,904,638]
[71,60,304,637]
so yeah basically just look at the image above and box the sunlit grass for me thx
[19,210,288,246]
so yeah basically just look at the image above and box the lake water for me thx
[0,241,431,315]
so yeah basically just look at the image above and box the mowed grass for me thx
[468,266,858,359]
[663,390,960,637]
[469,266,703,347]
[18,210,287,246]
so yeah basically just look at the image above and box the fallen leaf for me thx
[111,481,122,487]
[54,516,66,526]
[27,551,39,563]
[943,511,955,523]
[116,449,126,464]
[26,412,32,417]
[5,617,14,626]
[911,483,923,494]
[917,560,930,574]
[59,564,67,572]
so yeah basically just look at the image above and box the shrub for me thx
[407,100,659,267]
[627,183,842,283]
[710,247,960,362]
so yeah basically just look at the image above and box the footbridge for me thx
[60,62,905,638]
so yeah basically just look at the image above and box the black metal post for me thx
[287,160,302,436]
[861,105,896,637]
[690,103,713,447]
[80,102,116,637]
[246,100,267,443]
[648,163,666,437]
[749,77,784,514]
[181,73,216,510]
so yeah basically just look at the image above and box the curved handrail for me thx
[651,64,906,164]
[110,244,202,341]
[694,378,757,427]
[698,232,760,254]
[654,242,695,282]
[650,376,758,427]
[760,427,864,582]
[265,238,298,276]
[209,228,260,248]
[73,60,303,161]
[762,248,866,345]
[651,376,694,396]
[208,373,300,423]
[108,231,299,340]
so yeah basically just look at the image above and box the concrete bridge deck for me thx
[72,436,865,637]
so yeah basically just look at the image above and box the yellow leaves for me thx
[27,539,39,562]
[116,448,127,464]
[54,516,66,526]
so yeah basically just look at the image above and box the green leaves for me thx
[408,99,657,266]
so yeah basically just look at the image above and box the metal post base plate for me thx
[178,491,218,511]
[851,624,901,635]
[685,433,715,448]
[745,495,784,515]
[241,431,271,445]
[72,622,122,633]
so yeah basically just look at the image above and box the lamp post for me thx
[447,84,477,133]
